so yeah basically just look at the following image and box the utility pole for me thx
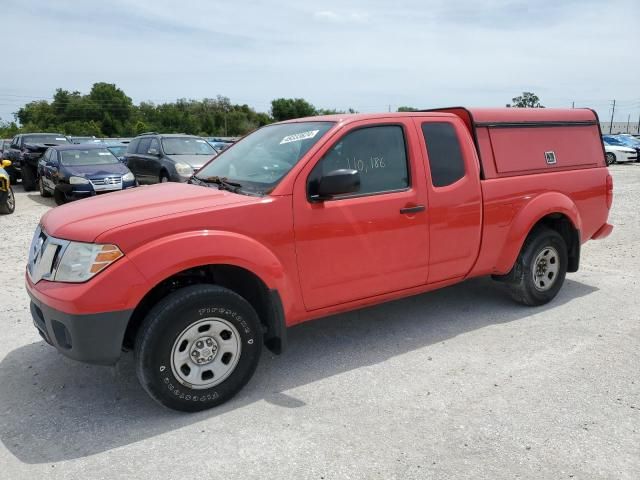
[388,104,391,113]
[626,114,631,134]
[609,100,616,134]
[637,113,640,134]
[572,101,575,109]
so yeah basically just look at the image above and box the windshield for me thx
[60,148,119,166]
[603,137,625,146]
[24,135,69,145]
[162,137,215,155]
[195,121,334,194]
[107,145,127,157]
[616,135,640,147]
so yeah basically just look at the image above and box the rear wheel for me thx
[21,164,36,191]
[135,285,262,412]
[0,187,15,214]
[506,227,568,306]
[605,152,616,166]
[159,171,170,183]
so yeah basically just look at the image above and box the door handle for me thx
[400,205,426,214]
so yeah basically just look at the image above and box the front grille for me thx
[91,176,122,186]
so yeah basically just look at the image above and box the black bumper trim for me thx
[28,290,132,365]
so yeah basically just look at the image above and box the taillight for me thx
[606,174,613,209]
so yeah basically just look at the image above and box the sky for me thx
[1,0,639,124]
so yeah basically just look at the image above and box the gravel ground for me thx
[0,166,638,480]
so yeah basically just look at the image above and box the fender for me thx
[125,229,297,312]
[494,191,582,273]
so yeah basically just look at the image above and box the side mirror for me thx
[148,148,159,156]
[1,159,11,168]
[311,169,360,201]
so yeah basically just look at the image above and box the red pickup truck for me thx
[26,108,613,411]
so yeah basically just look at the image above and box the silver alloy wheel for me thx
[170,318,242,390]
[160,176,169,183]
[532,246,560,292]
[39,178,44,195]
[6,187,14,210]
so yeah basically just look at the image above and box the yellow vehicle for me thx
[1,159,15,214]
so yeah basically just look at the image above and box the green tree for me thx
[397,106,419,112]
[271,98,317,121]
[508,92,544,108]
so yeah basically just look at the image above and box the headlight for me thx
[69,176,90,185]
[122,171,135,182]
[54,242,123,282]
[175,163,193,176]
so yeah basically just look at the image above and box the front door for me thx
[293,121,430,311]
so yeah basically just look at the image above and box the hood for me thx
[24,143,65,153]
[605,145,635,153]
[62,162,130,178]
[41,182,258,243]
[166,154,215,170]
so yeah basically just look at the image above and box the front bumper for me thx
[28,289,132,365]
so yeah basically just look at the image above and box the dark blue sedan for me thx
[37,144,137,205]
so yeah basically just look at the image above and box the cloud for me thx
[313,10,369,23]
[0,0,638,124]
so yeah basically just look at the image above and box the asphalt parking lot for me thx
[0,165,638,480]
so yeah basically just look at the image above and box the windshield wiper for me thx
[195,176,243,193]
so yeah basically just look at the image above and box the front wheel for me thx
[506,227,568,306]
[39,177,52,197]
[605,152,616,166]
[135,285,263,412]
[53,187,67,206]
[21,164,36,191]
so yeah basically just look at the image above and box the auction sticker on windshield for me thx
[280,130,319,145]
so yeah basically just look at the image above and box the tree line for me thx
[0,82,357,138]
[0,84,543,138]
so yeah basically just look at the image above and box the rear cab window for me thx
[421,122,466,187]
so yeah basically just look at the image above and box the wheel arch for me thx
[494,192,582,275]
[123,263,287,355]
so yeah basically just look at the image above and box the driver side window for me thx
[308,125,409,198]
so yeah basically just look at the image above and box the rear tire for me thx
[21,164,36,191]
[135,285,263,412]
[506,227,568,306]
[0,187,15,214]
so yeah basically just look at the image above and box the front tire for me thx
[605,152,616,166]
[39,177,52,197]
[506,227,568,306]
[21,164,36,191]
[53,187,67,206]
[135,285,263,412]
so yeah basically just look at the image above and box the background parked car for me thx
[0,159,15,214]
[0,139,12,156]
[37,144,137,205]
[4,133,71,189]
[69,136,97,144]
[607,134,640,161]
[124,133,217,183]
[603,137,638,165]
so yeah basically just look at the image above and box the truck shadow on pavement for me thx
[0,276,597,463]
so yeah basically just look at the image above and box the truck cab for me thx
[26,108,613,412]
